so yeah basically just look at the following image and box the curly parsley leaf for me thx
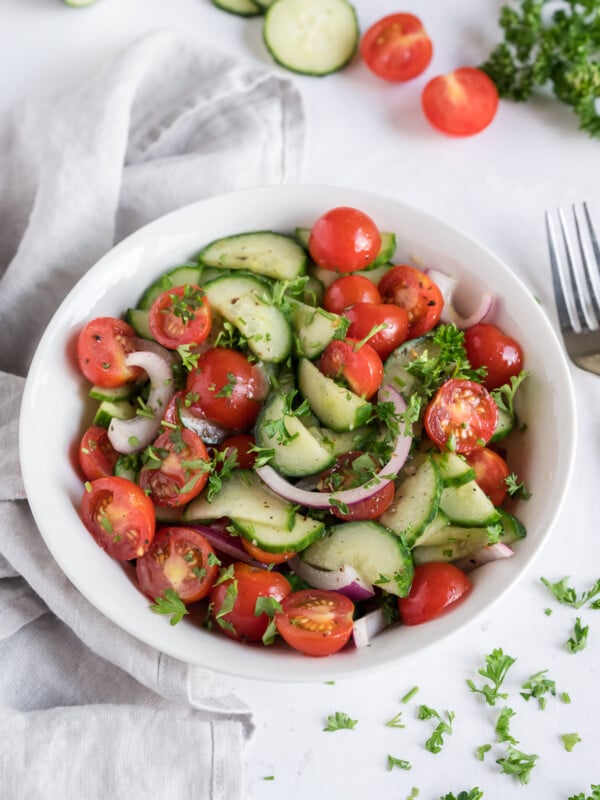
[467,648,517,706]
[496,744,539,784]
[520,669,556,709]
[540,575,600,609]
[417,704,455,753]
[150,589,189,626]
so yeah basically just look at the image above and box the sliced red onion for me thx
[177,404,231,446]
[425,267,493,330]
[255,383,411,510]
[131,337,178,365]
[184,523,269,568]
[452,542,514,574]
[108,350,175,454]
[289,556,375,601]
[352,608,389,649]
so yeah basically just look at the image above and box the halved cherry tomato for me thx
[275,589,355,656]
[80,476,155,560]
[240,539,296,565]
[185,348,267,429]
[318,451,394,521]
[78,424,119,481]
[421,67,499,137]
[216,433,257,470]
[318,338,384,399]
[148,284,211,350]
[463,323,524,390]
[209,562,291,642]
[309,207,381,273]
[77,317,141,388]
[398,562,472,625]
[465,447,510,506]
[138,427,210,508]
[360,13,433,82]
[344,302,409,360]
[424,378,498,454]
[378,265,444,338]
[323,275,381,314]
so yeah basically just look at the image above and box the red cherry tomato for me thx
[209,562,291,642]
[463,323,524,390]
[77,317,141,388]
[80,476,155,561]
[318,338,384,400]
[421,67,499,137]
[465,447,510,506]
[138,427,210,508]
[318,451,394,521]
[78,425,119,481]
[360,13,433,82]
[398,562,472,625]
[275,589,355,656]
[148,284,211,350]
[344,302,409,360]
[216,433,257,470]
[309,207,381,273]
[378,265,444,339]
[136,526,219,603]
[424,378,498,454]
[323,275,382,314]
[185,347,267,429]
[240,539,297,565]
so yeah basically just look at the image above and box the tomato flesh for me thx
[465,447,510,506]
[398,562,472,625]
[275,589,355,656]
[422,67,499,137]
[463,323,524,390]
[78,425,119,481]
[361,13,433,82]
[318,338,384,400]
[309,207,381,273]
[323,275,382,314]
[378,264,444,338]
[138,427,210,508]
[318,451,394,521]
[77,317,141,388]
[149,284,211,350]
[424,378,498,454]
[343,302,409,360]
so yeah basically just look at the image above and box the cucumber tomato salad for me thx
[75,205,529,657]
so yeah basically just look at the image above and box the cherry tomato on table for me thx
[148,284,211,350]
[378,264,444,339]
[318,338,384,400]
[465,447,510,507]
[424,378,498,454]
[318,451,394,521]
[344,302,409,360]
[136,526,219,603]
[78,424,119,481]
[323,274,381,314]
[463,323,524,390]
[77,317,141,388]
[309,207,381,273]
[275,589,355,656]
[421,67,499,137]
[80,475,155,560]
[138,427,210,508]
[361,13,433,82]
[209,562,291,642]
[398,562,472,625]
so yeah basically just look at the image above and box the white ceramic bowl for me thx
[20,184,576,682]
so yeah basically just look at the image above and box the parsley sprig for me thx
[417,705,455,754]
[150,589,189,626]
[467,648,516,705]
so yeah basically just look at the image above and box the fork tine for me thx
[545,210,578,333]
[580,202,600,323]
[558,207,596,331]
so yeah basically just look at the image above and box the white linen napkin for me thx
[0,29,305,799]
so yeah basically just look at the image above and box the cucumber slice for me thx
[300,520,414,597]
[432,451,476,488]
[89,384,135,403]
[263,0,358,76]
[113,454,140,482]
[198,231,306,281]
[93,399,137,428]
[125,308,153,340]
[211,0,262,15]
[410,511,451,548]
[137,263,202,310]
[288,300,349,359]
[203,273,292,363]
[307,424,375,456]
[379,455,442,547]
[230,516,325,554]
[254,390,335,477]
[439,480,500,527]
[383,335,440,399]
[297,358,372,432]
[490,406,515,442]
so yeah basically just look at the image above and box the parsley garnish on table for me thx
[467,648,516,705]
[323,711,358,732]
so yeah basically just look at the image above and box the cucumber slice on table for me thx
[198,231,306,281]
[263,0,359,76]
[211,0,263,15]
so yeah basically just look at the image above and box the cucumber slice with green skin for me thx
[137,263,203,310]
[439,480,500,527]
[230,516,325,554]
[203,273,292,363]
[297,358,372,432]
[263,0,359,77]
[300,520,414,598]
[93,399,137,429]
[307,424,375,456]
[410,511,451,548]
[490,406,515,442]
[432,451,477,488]
[379,455,442,547]
[296,227,396,269]
[125,308,153,340]
[198,231,307,281]
[383,335,440,399]
[254,390,335,477]
[89,384,135,403]
[211,0,262,15]
[113,454,140,482]
[254,0,275,8]
[288,300,349,359]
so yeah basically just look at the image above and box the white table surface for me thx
[3,1,600,798]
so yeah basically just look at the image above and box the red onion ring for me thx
[352,608,389,649]
[426,267,493,330]
[452,542,514,574]
[255,383,411,510]
[289,557,375,602]
[184,523,270,568]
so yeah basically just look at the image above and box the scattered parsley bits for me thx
[467,648,516,705]
[407,790,420,800]
[323,711,358,732]
[476,743,492,761]
[566,616,589,653]
[562,732,582,752]
[401,685,420,703]
[520,669,557,709]
[387,755,411,771]
[568,786,600,800]
[417,705,455,754]
[495,706,518,744]
[541,576,600,609]
[439,791,483,800]
[384,711,406,728]
[150,589,189,626]
[495,744,539,785]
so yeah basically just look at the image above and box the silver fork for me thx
[545,202,600,375]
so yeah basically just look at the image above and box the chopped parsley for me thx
[387,755,411,771]
[417,704,455,754]
[520,669,556,709]
[150,589,189,626]
[540,575,600,609]
[323,711,358,732]
[562,732,582,752]
[566,616,589,653]
[496,744,539,784]
[439,791,484,800]
[467,648,516,705]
